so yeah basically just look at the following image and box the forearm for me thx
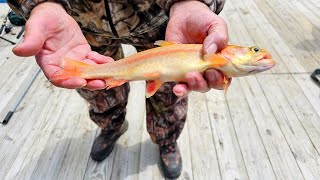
[156,0,226,14]
[7,0,70,19]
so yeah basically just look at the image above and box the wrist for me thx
[170,1,209,17]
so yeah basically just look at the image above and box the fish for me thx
[51,40,276,97]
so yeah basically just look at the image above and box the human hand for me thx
[12,2,112,90]
[166,1,229,97]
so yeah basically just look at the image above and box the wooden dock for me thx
[1,0,320,179]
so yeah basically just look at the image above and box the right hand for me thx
[13,2,112,90]
[166,1,229,97]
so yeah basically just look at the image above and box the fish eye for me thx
[252,47,260,53]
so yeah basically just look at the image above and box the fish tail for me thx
[50,58,90,81]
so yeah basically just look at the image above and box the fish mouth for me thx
[251,53,276,72]
[257,53,276,67]
[258,53,272,61]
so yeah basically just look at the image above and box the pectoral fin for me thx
[154,40,177,47]
[204,54,228,68]
[223,76,232,94]
[146,80,163,98]
[105,78,127,90]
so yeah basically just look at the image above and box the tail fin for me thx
[204,54,228,68]
[50,58,90,81]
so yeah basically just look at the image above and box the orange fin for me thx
[105,78,127,90]
[204,54,228,68]
[62,57,91,68]
[146,80,163,98]
[50,58,90,81]
[223,76,231,94]
[141,72,161,79]
[154,40,177,47]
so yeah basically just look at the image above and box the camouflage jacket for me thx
[7,0,226,46]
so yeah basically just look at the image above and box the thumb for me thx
[13,16,46,57]
[203,17,228,54]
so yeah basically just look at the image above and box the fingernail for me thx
[175,91,183,97]
[206,44,217,54]
[176,91,188,97]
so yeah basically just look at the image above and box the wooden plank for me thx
[0,74,50,144]
[83,151,116,180]
[4,87,69,180]
[288,0,320,30]
[254,0,320,69]
[0,75,65,178]
[0,46,16,68]
[187,92,221,180]
[292,74,320,117]
[29,91,89,179]
[0,57,38,121]
[57,107,97,180]
[0,55,23,88]
[109,81,144,180]
[204,90,249,180]
[258,74,320,179]
[292,0,320,22]
[264,74,320,151]
[228,0,320,127]
[240,76,304,180]
[177,116,193,180]
[224,1,312,178]
[268,0,320,51]
[138,112,163,179]
[224,79,277,180]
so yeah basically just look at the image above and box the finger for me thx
[51,77,87,89]
[86,51,114,64]
[83,80,107,90]
[204,69,225,90]
[185,72,210,92]
[12,16,46,57]
[173,84,189,97]
[203,15,228,54]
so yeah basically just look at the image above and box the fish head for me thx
[220,45,276,75]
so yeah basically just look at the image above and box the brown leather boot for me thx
[90,120,128,161]
[159,142,182,178]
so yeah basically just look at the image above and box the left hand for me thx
[166,0,229,97]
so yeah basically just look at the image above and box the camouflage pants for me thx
[77,24,188,146]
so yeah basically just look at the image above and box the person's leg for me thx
[145,82,187,178]
[132,24,188,178]
[77,44,130,161]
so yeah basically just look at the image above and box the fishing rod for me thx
[1,68,41,125]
